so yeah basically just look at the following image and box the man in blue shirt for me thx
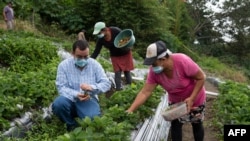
[52,40,111,131]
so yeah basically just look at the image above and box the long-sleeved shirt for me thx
[91,26,130,59]
[55,57,111,102]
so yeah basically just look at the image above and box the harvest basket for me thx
[161,102,188,121]
[114,29,135,48]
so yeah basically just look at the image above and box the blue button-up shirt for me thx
[55,57,111,102]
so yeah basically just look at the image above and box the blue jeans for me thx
[52,96,101,131]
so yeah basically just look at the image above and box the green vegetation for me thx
[0,29,164,140]
[197,56,248,83]
[0,26,249,141]
[213,81,250,140]
[0,0,250,140]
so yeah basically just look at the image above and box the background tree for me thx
[4,0,249,72]
[76,0,175,57]
[2,0,196,58]
[161,0,194,43]
[215,0,250,67]
[186,0,250,78]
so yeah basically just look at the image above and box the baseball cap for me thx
[93,22,106,35]
[143,40,171,65]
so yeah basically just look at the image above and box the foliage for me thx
[186,0,221,45]
[56,116,133,141]
[54,81,164,141]
[25,114,67,141]
[186,0,250,79]
[0,27,165,140]
[0,30,58,73]
[0,30,62,130]
[161,0,194,42]
[213,0,250,78]
[102,81,163,120]
[212,81,250,139]
[216,0,250,43]
[197,55,248,83]
[0,58,59,130]
[0,81,164,141]
[9,0,180,59]
[1,1,250,140]
[5,0,250,74]
[96,57,113,72]
[75,0,175,58]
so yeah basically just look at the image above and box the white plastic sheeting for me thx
[57,47,72,60]
[131,94,171,141]
[2,112,33,138]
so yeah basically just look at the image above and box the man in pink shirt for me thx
[127,40,206,141]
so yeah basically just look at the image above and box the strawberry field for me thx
[0,30,250,141]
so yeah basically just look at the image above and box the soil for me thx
[181,81,220,141]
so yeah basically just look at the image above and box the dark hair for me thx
[72,40,89,53]
[164,53,170,58]
[100,27,106,32]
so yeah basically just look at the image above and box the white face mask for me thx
[152,66,163,74]
[152,58,165,74]
[97,33,104,38]
[74,58,88,67]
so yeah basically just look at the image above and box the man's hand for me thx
[77,93,90,101]
[80,83,92,91]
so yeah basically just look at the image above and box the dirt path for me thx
[182,81,219,141]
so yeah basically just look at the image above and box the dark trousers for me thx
[171,119,204,141]
[114,71,132,90]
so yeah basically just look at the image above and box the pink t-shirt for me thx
[146,53,206,107]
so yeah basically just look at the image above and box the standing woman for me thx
[91,22,134,91]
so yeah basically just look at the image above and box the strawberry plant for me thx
[56,116,133,141]
[0,29,168,140]
[0,31,58,73]
[52,81,165,141]
[213,80,250,138]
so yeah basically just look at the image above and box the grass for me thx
[197,56,248,83]
[0,19,39,33]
